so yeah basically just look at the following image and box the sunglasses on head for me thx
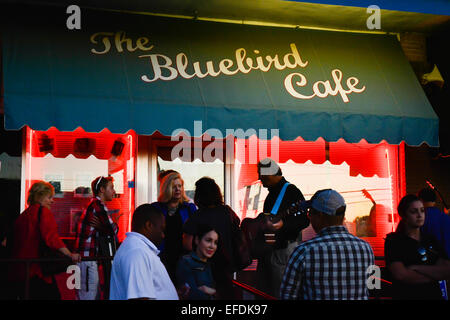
[95,176,104,192]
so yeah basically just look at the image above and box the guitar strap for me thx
[270,182,290,215]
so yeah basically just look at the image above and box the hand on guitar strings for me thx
[265,217,284,231]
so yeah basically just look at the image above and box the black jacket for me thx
[262,177,309,249]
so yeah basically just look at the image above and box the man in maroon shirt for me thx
[75,176,118,300]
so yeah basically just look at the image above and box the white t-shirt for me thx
[109,232,179,300]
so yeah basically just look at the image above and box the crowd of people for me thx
[1,158,450,300]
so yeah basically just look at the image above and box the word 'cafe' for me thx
[90,32,366,102]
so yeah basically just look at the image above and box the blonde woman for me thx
[151,172,197,282]
[10,181,80,299]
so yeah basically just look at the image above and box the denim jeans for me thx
[76,261,100,300]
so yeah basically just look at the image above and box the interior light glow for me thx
[385,146,395,232]
[27,127,33,200]
[234,137,403,258]
[25,127,136,242]
[128,133,133,232]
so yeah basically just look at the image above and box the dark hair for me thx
[91,176,114,197]
[257,158,282,176]
[395,194,422,233]
[418,187,436,203]
[395,220,406,234]
[322,214,345,226]
[131,204,164,232]
[397,194,421,218]
[335,206,346,216]
[194,177,223,208]
[193,224,219,251]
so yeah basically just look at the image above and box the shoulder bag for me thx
[225,205,252,272]
[37,206,71,276]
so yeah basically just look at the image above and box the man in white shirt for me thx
[109,204,179,300]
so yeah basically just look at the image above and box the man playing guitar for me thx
[250,158,309,298]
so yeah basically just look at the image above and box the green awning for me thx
[1,7,438,145]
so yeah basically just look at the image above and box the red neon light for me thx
[369,276,392,285]
[386,146,395,232]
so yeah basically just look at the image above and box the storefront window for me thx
[233,137,405,257]
[156,142,224,201]
[24,127,136,242]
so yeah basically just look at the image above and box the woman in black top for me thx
[183,177,242,299]
[384,194,450,300]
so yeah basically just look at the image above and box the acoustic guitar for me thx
[241,199,308,258]
[426,180,449,212]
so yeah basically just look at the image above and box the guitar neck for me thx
[427,181,449,210]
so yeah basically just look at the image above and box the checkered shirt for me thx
[280,225,375,300]
[75,197,119,257]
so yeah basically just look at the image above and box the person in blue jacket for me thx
[151,172,197,282]
[176,224,219,300]
[418,187,450,259]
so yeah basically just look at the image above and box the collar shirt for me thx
[109,232,179,300]
[280,225,375,300]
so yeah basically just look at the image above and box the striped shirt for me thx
[75,197,119,257]
[280,225,375,300]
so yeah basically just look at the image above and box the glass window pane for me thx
[25,128,136,242]
[157,156,224,201]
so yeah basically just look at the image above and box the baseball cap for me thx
[300,189,346,216]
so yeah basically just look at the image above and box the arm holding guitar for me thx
[270,200,310,240]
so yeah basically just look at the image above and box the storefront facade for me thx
[1,5,439,260]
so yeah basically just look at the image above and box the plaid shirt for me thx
[280,225,375,300]
[75,197,119,257]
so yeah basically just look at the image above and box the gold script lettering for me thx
[91,31,153,54]
[90,32,115,54]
